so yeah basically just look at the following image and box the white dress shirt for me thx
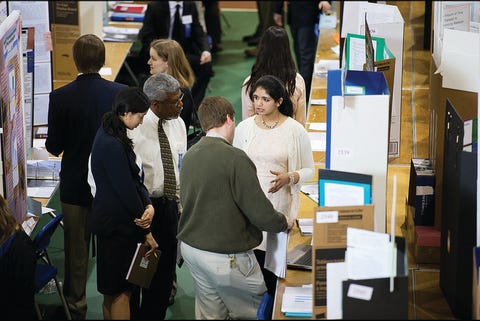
[129,108,187,198]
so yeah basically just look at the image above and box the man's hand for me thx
[318,1,332,13]
[200,51,212,64]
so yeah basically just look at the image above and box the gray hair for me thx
[143,73,180,102]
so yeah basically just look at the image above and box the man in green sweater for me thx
[178,96,292,319]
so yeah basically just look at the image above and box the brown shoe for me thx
[244,48,257,58]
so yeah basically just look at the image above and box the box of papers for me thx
[312,205,374,315]
[126,243,161,289]
[313,205,374,249]
[408,158,435,226]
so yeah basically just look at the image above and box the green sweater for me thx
[178,136,288,253]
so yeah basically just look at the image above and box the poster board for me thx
[326,69,390,233]
[341,1,404,158]
[8,1,52,126]
[0,10,27,223]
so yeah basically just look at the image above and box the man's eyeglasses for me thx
[173,92,184,107]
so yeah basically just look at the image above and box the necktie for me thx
[158,120,176,200]
[172,4,184,41]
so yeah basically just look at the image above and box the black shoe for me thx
[247,37,260,46]
[211,44,223,53]
[244,48,258,58]
[242,34,258,42]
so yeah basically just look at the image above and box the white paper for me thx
[323,182,365,206]
[326,262,348,320]
[308,122,326,131]
[281,285,313,313]
[345,227,396,280]
[440,29,480,93]
[264,231,288,278]
[308,131,326,151]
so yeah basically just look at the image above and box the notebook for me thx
[286,244,312,270]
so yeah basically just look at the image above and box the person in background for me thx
[89,87,158,320]
[139,1,213,109]
[234,75,314,296]
[177,96,293,319]
[202,0,223,52]
[0,195,36,320]
[148,39,196,134]
[243,1,277,58]
[146,39,194,305]
[272,1,332,102]
[129,73,187,320]
[242,26,307,127]
[45,34,127,319]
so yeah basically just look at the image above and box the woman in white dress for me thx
[233,75,314,295]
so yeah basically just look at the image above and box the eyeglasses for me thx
[173,92,184,107]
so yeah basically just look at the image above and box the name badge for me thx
[182,15,192,24]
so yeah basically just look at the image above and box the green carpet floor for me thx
[34,9,263,320]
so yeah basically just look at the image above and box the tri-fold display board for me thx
[341,1,404,158]
[326,69,390,233]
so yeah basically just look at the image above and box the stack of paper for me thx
[296,218,313,236]
[281,285,313,318]
[103,26,140,42]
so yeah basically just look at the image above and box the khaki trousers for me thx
[181,242,267,319]
[61,202,91,320]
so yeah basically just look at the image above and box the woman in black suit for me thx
[89,87,158,320]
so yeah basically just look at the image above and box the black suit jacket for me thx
[139,1,210,60]
[272,1,322,27]
[46,73,127,206]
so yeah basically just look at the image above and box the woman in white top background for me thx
[234,75,314,295]
[241,26,307,126]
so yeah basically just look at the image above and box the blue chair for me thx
[257,292,274,320]
[32,213,72,320]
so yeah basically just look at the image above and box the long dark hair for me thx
[102,87,150,149]
[250,75,293,117]
[243,26,297,98]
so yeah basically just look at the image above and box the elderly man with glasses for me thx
[128,73,187,320]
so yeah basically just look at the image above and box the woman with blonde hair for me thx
[148,39,197,133]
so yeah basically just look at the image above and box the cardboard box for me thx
[408,158,435,226]
[414,226,440,264]
[312,205,374,315]
[313,205,374,248]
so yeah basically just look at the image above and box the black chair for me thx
[32,213,72,320]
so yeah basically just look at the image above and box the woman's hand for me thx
[134,204,154,229]
[268,170,290,193]
[268,170,298,193]
[144,232,159,258]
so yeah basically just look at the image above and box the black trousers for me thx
[254,249,278,297]
[187,54,213,109]
[131,196,179,320]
